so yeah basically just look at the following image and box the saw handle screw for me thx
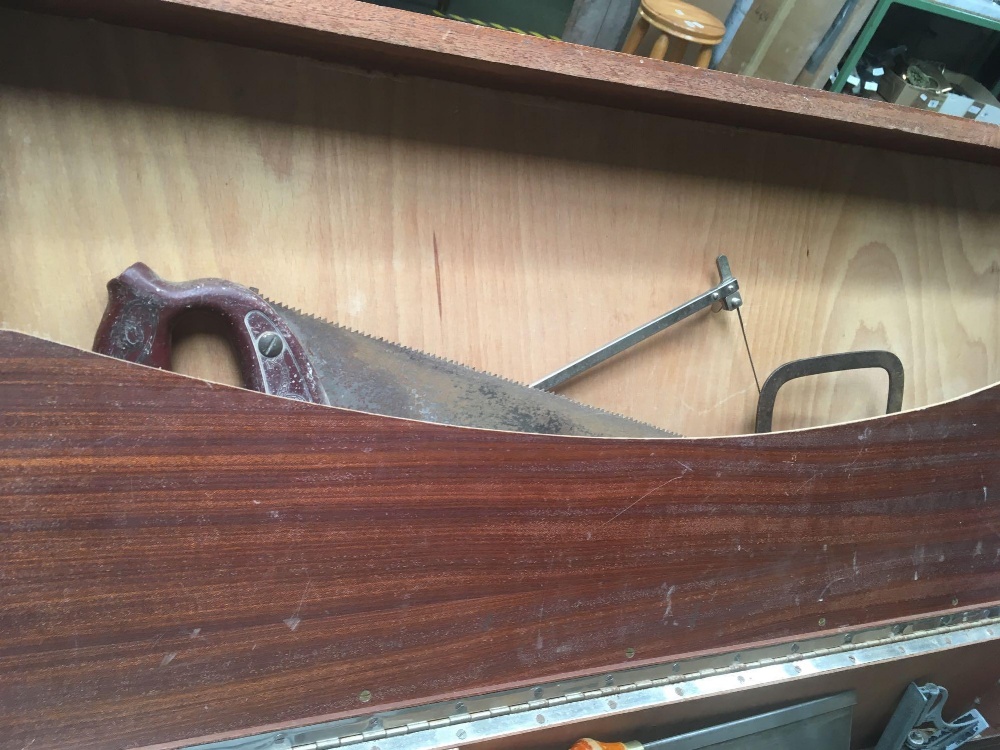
[93,263,328,404]
[257,332,284,358]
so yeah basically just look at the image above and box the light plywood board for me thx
[719,0,848,82]
[717,0,794,75]
[0,10,998,437]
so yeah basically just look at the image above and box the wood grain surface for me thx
[2,331,1000,749]
[10,0,1000,164]
[1,10,999,438]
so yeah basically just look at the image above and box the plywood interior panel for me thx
[0,9,998,437]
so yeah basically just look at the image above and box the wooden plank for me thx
[2,330,1000,748]
[1,10,999,439]
[6,0,1000,164]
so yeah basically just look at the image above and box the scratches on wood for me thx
[433,232,444,323]
[284,581,313,632]
[2,331,1000,748]
[601,468,691,526]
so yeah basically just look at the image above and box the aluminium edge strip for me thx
[188,605,1000,750]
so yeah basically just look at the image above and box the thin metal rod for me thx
[737,307,761,394]
[532,258,740,392]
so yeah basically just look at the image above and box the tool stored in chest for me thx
[93,262,672,437]
[94,259,904,437]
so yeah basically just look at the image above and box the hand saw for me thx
[93,263,674,437]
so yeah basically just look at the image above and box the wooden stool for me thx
[621,0,725,68]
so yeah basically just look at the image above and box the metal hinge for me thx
[288,611,1000,750]
[186,607,1000,750]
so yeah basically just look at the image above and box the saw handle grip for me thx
[93,263,327,404]
[569,741,643,750]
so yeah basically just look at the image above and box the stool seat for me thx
[639,0,725,45]
[621,0,725,68]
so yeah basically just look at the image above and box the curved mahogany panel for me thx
[1,330,999,749]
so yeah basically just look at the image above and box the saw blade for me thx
[270,302,677,438]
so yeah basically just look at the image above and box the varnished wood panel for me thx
[2,331,1000,749]
[1,11,998,438]
[11,0,1000,164]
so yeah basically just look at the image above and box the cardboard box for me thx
[716,0,846,83]
[796,0,879,88]
[879,68,1000,125]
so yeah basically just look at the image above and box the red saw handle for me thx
[93,263,327,404]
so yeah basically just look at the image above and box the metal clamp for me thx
[874,683,988,750]
[754,350,904,433]
[532,256,742,392]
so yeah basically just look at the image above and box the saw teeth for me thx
[264,296,677,435]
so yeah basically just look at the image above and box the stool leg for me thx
[622,15,650,55]
[665,38,688,63]
[695,45,714,68]
[650,33,670,60]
